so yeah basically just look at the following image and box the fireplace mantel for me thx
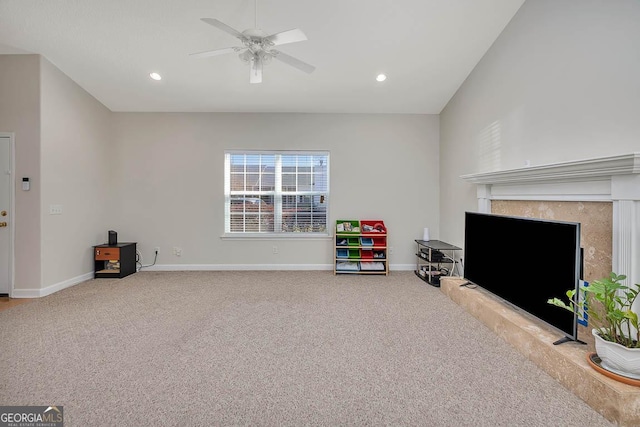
[461,153,640,185]
[461,153,640,295]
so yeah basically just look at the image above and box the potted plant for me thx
[547,272,640,376]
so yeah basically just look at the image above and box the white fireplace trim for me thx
[460,152,640,292]
[461,153,640,185]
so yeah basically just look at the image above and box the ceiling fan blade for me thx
[250,57,263,84]
[272,50,315,74]
[264,28,307,46]
[189,46,243,58]
[201,18,246,40]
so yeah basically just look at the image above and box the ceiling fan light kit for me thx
[190,1,315,84]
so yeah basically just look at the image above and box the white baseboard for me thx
[142,264,335,271]
[142,263,416,272]
[11,271,94,298]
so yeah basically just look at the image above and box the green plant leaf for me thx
[547,272,640,348]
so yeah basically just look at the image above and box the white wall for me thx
[440,0,640,248]
[112,113,439,269]
[40,57,113,289]
[0,55,41,291]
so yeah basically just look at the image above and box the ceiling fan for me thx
[190,0,315,84]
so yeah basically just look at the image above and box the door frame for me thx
[1,132,15,297]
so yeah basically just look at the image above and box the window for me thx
[224,151,329,235]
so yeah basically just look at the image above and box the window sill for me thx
[221,233,332,240]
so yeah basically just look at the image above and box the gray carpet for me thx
[0,271,613,426]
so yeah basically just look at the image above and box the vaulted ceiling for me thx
[0,0,524,113]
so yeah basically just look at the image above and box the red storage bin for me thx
[360,248,374,259]
[372,237,386,247]
[360,220,386,234]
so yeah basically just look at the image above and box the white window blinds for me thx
[224,151,329,234]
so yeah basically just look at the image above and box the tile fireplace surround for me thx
[456,153,640,426]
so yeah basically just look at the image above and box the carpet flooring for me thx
[0,271,614,426]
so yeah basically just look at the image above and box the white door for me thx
[0,134,12,295]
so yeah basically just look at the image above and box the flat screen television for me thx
[464,212,582,343]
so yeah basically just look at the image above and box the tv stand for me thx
[414,240,461,287]
[553,336,587,346]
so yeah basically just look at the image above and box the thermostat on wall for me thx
[22,177,30,191]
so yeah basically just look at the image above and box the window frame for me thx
[223,150,330,238]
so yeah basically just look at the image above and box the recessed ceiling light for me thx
[376,73,387,82]
[149,72,162,81]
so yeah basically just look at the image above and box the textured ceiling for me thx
[0,0,524,113]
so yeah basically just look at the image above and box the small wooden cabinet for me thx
[94,242,137,279]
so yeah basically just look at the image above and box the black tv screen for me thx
[464,212,581,341]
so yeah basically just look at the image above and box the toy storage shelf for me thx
[335,220,388,275]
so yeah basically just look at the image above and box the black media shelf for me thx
[414,239,461,287]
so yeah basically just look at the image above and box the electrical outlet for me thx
[173,247,182,256]
[272,246,278,254]
[154,247,160,254]
[49,204,63,215]
[389,246,394,254]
